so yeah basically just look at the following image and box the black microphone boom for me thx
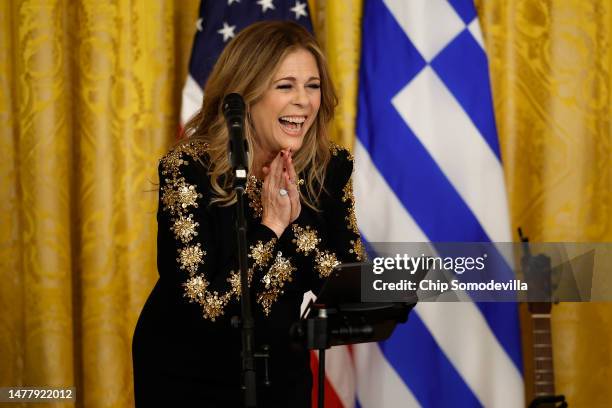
[223,93,249,183]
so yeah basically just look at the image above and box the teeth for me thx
[280,116,306,124]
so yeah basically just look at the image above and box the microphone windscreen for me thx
[223,93,245,123]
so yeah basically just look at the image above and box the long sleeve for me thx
[320,145,366,264]
[286,144,366,294]
[156,140,285,321]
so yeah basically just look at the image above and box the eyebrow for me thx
[273,76,321,83]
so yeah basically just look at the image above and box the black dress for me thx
[132,138,364,407]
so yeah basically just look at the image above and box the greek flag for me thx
[352,1,524,407]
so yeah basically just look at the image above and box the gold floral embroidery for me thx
[329,141,354,161]
[263,253,295,288]
[341,179,360,234]
[160,149,186,177]
[290,224,342,278]
[315,250,341,278]
[342,179,353,203]
[330,143,362,262]
[184,275,208,302]
[228,271,240,296]
[249,239,277,268]
[161,139,244,322]
[184,275,231,321]
[227,269,254,298]
[201,291,232,321]
[160,139,209,178]
[171,214,199,243]
[161,177,202,215]
[292,224,320,255]
[350,239,365,262]
[340,178,364,261]
[329,141,341,156]
[257,291,281,317]
[346,210,359,235]
[245,175,263,219]
[257,252,296,316]
[177,244,205,275]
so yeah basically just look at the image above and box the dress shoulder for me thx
[157,139,211,217]
[329,141,354,163]
[325,142,354,193]
[159,138,210,179]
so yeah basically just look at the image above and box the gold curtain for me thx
[476,1,612,406]
[2,0,611,407]
[0,0,200,407]
[310,0,363,150]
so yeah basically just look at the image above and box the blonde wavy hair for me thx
[182,20,338,210]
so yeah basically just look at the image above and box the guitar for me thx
[519,229,568,408]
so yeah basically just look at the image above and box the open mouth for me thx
[279,115,307,134]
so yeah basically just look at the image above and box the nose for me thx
[292,86,309,107]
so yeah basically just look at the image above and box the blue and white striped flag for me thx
[353,1,524,407]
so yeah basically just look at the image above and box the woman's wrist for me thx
[261,219,286,238]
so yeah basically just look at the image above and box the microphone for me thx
[223,93,249,182]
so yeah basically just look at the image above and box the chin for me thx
[278,136,304,152]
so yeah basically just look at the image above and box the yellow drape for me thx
[310,0,363,150]
[0,0,200,406]
[1,0,610,407]
[476,1,612,406]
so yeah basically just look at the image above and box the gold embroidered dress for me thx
[133,139,364,407]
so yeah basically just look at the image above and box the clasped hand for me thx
[261,149,301,238]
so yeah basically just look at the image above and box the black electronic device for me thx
[293,262,416,408]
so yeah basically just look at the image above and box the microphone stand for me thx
[234,172,258,408]
[224,93,258,408]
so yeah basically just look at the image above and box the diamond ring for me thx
[279,188,288,197]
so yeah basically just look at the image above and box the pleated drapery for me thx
[477,1,612,406]
[1,1,200,406]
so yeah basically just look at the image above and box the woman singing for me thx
[133,21,364,407]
